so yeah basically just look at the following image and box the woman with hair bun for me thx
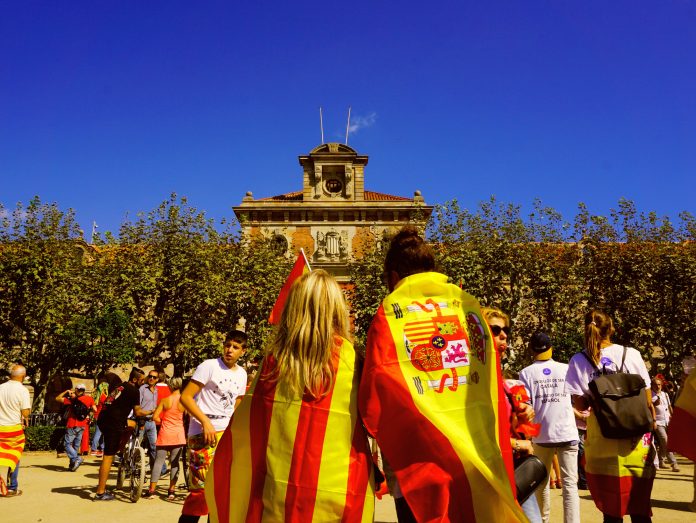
[204,269,374,522]
[566,310,656,523]
[360,225,524,522]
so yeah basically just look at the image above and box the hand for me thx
[515,439,534,455]
[516,403,535,424]
[202,419,217,447]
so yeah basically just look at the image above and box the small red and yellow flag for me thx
[668,370,696,462]
[205,338,374,522]
[358,272,524,522]
[268,250,311,325]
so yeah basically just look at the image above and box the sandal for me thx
[142,490,156,499]
[167,489,176,500]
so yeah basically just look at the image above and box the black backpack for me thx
[582,347,653,439]
[70,397,91,422]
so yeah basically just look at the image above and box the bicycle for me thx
[116,417,147,502]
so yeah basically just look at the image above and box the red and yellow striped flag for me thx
[0,424,25,472]
[205,337,374,522]
[268,250,311,325]
[668,370,696,462]
[359,272,524,522]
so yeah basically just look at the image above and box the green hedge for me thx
[24,425,95,451]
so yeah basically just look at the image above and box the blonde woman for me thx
[566,310,656,523]
[204,270,374,522]
[143,378,186,500]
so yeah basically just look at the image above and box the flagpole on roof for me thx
[345,106,351,145]
[319,107,324,144]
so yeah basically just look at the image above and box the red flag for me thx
[268,250,311,325]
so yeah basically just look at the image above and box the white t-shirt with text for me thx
[565,344,650,398]
[519,359,579,444]
[0,380,31,426]
[189,358,247,435]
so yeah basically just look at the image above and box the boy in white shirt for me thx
[179,330,248,523]
[519,332,580,523]
[652,377,679,471]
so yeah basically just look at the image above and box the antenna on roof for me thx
[345,106,352,145]
[319,107,324,144]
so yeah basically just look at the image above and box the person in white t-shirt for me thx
[520,332,580,523]
[0,364,31,497]
[565,310,656,523]
[651,377,679,471]
[179,331,248,523]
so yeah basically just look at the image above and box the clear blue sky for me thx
[2,1,694,236]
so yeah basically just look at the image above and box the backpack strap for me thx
[581,351,600,372]
[618,346,627,373]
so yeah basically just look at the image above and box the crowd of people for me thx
[0,224,694,523]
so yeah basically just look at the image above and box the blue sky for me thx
[1,1,694,236]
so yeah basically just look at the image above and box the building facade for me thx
[233,143,432,281]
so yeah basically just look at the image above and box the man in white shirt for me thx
[520,333,580,523]
[652,377,679,472]
[179,330,248,523]
[0,364,31,497]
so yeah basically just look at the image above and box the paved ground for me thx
[2,452,694,522]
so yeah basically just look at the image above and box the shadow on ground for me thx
[650,499,693,512]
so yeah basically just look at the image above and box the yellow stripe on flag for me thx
[260,386,304,522]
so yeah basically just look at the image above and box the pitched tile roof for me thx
[257,190,411,202]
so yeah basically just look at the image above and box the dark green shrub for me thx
[24,425,95,451]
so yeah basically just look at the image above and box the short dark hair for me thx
[225,329,248,348]
[384,225,435,279]
[128,367,145,381]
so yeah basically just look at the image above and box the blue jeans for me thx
[7,460,19,490]
[91,423,104,451]
[138,420,159,470]
[64,426,84,463]
[521,492,542,523]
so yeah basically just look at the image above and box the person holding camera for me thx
[56,383,96,472]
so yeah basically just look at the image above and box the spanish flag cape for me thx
[358,272,524,522]
[205,337,375,523]
[584,414,655,517]
[0,424,24,473]
[668,370,696,462]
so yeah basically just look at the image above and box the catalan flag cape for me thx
[668,370,696,462]
[205,337,375,522]
[268,250,311,325]
[0,424,24,473]
[584,413,655,517]
[358,272,525,522]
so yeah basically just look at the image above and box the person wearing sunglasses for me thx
[482,307,541,523]
[139,371,163,474]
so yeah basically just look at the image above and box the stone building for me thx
[233,143,432,281]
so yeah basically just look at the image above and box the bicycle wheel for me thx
[116,453,127,489]
[129,447,147,502]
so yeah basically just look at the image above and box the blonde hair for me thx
[266,269,348,399]
[167,377,183,392]
[482,307,510,328]
[584,310,614,365]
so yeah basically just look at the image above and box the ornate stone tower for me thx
[233,143,432,281]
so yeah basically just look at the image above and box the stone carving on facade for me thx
[314,229,349,262]
[314,165,322,198]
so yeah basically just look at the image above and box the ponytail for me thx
[584,310,614,365]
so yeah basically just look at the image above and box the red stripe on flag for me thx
[245,359,278,523]
[0,429,24,439]
[586,472,653,517]
[269,252,309,325]
[212,424,233,522]
[284,352,339,523]
[360,306,476,522]
[668,406,696,461]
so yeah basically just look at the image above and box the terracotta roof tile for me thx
[257,190,411,202]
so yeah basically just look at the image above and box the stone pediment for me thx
[309,143,357,155]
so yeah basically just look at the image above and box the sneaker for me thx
[72,457,84,471]
[5,489,23,497]
[672,464,681,472]
[94,491,115,501]
[142,490,156,499]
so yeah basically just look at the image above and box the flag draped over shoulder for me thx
[0,424,24,472]
[205,338,374,523]
[584,415,655,517]
[358,272,524,523]
[268,250,311,325]
[668,371,696,462]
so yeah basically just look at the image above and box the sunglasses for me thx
[147,375,159,380]
[490,325,510,336]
